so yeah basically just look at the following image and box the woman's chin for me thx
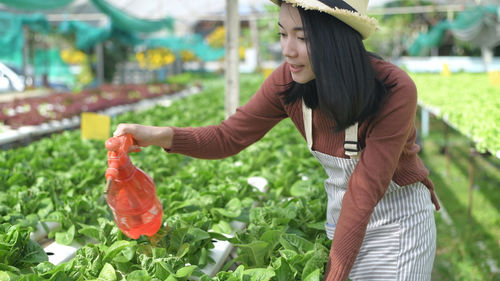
[292,74,314,84]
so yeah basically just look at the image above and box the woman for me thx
[113,0,440,280]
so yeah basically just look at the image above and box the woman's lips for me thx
[289,64,304,73]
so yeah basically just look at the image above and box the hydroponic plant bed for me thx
[0,73,330,280]
[410,72,500,157]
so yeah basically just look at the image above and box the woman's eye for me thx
[298,37,305,41]
[278,32,286,37]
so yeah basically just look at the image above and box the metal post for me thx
[249,10,261,69]
[225,0,240,118]
[22,26,29,89]
[444,123,450,178]
[481,47,493,72]
[467,145,475,219]
[95,43,104,86]
[421,107,430,137]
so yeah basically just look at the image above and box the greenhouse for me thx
[0,0,499,280]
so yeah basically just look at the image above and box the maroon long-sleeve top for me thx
[167,58,440,280]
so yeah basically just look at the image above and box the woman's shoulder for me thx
[369,57,418,121]
[265,62,293,87]
[370,57,415,89]
[364,58,418,134]
[257,62,294,100]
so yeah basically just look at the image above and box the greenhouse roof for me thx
[0,0,271,22]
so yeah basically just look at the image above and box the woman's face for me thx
[279,3,315,83]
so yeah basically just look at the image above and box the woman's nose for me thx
[282,38,297,58]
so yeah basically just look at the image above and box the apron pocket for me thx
[349,222,401,280]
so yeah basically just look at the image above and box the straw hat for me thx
[270,0,379,39]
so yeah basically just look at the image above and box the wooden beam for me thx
[367,4,465,15]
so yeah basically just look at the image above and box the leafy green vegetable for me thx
[0,223,48,273]
[55,224,75,245]
[98,263,117,281]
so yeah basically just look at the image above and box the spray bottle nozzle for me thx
[106,134,133,153]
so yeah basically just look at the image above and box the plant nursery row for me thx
[0,83,186,130]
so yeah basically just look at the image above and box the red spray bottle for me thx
[104,133,163,239]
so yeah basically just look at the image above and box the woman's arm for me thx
[114,63,291,159]
[113,124,173,150]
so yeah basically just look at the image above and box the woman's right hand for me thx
[113,123,174,150]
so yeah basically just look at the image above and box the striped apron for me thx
[302,101,436,281]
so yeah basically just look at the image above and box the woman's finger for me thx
[113,123,132,136]
[128,144,142,152]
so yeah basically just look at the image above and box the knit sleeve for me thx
[166,63,290,159]
[323,72,418,280]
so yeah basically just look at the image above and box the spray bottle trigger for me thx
[116,134,141,153]
[125,134,141,153]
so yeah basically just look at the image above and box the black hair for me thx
[278,4,393,132]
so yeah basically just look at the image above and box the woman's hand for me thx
[113,123,174,150]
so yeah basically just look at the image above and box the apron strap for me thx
[302,99,359,158]
[344,122,359,158]
[302,99,313,150]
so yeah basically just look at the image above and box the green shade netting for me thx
[145,34,225,61]
[110,25,142,46]
[449,5,500,47]
[19,13,51,33]
[57,20,142,50]
[0,13,24,58]
[408,5,499,56]
[408,21,450,56]
[0,0,73,10]
[1,0,174,33]
[33,48,76,87]
[90,0,174,33]
[0,51,23,68]
[0,11,50,62]
[58,20,112,50]
[0,0,176,61]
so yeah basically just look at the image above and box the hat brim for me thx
[271,0,379,39]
